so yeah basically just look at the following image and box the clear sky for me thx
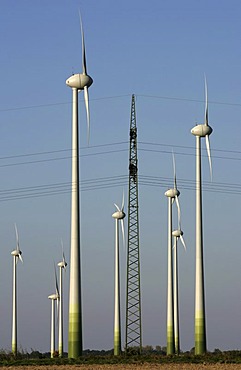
[0,0,241,353]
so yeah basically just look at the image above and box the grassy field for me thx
[2,365,241,370]
[2,352,241,369]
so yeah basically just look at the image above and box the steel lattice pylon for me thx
[125,94,142,354]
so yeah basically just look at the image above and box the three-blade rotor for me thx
[60,239,67,271]
[66,12,93,144]
[113,192,126,250]
[14,223,23,263]
[172,229,187,251]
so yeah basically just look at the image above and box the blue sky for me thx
[0,0,241,353]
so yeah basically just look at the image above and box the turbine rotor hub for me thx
[48,293,59,300]
[165,188,180,198]
[11,249,21,256]
[172,229,183,237]
[112,211,126,220]
[191,124,213,137]
[58,261,67,268]
[66,73,93,90]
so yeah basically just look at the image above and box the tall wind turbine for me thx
[164,154,181,355]
[112,195,125,356]
[172,228,186,355]
[57,243,67,357]
[191,77,213,355]
[11,224,23,357]
[66,13,93,358]
[48,266,59,359]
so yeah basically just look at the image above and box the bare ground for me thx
[3,365,241,370]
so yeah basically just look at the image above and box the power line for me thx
[0,141,241,169]
[136,94,241,107]
[1,174,241,203]
[0,93,240,113]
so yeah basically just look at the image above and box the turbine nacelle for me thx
[11,249,22,257]
[165,188,180,198]
[172,229,183,238]
[191,124,213,137]
[172,228,187,251]
[58,260,67,268]
[66,73,93,90]
[112,210,125,220]
[48,293,59,300]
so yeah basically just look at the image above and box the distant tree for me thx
[213,348,222,354]
[161,346,167,355]
[142,345,153,354]
[29,350,43,359]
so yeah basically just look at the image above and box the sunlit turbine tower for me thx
[164,154,181,355]
[11,224,23,357]
[58,246,67,357]
[66,14,93,358]
[191,78,212,355]
[112,199,125,356]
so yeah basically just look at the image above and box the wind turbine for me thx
[66,13,93,359]
[191,77,213,355]
[172,228,186,355]
[11,223,23,357]
[57,242,67,358]
[112,195,125,356]
[48,265,59,359]
[164,153,181,355]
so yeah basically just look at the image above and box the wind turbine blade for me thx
[14,223,20,251]
[121,219,125,251]
[172,239,176,250]
[204,75,208,126]
[180,234,187,251]
[84,85,90,144]
[206,134,213,181]
[54,264,59,297]
[19,253,23,263]
[175,195,181,229]
[114,203,120,212]
[79,10,87,75]
[121,191,125,211]
[172,151,177,189]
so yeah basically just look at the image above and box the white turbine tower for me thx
[48,265,59,359]
[191,77,213,355]
[112,195,125,356]
[11,223,23,357]
[66,13,93,359]
[172,228,186,354]
[164,154,181,355]
[57,242,67,358]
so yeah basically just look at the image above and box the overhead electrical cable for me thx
[1,174,241,202]
[0,93,240,112]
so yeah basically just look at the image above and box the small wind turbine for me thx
[11,223,23,357]
[112,195,125,356]
[164,153,181,355]
[172,228,186,355]
[191,77,213,355]
[66,13,93,359]
[48,265,59,359]
[57,242,67,358]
